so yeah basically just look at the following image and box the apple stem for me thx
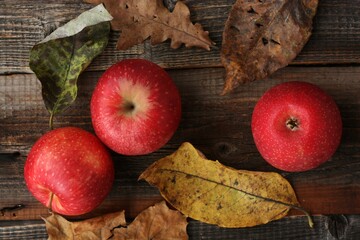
[48,192,54,213]
[124,101,135,111]
[122,101,136,116]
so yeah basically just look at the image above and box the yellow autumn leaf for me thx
[43,211,126,240]
[139,142,313,228]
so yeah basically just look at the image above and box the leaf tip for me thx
[305,211,314,228]
[309,217,315,228]
[290,204,314,228]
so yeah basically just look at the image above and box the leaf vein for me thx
[124,7,213,48]
[159,168,296,209]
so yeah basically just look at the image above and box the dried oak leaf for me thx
[221,0,318,94]
[140,142,313,228]
[84,0,214,50]
[43,211,126,240]
[113,201,188,240]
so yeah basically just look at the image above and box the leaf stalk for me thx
[49,112,54,130]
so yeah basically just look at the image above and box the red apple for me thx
[251,81,342,172]
[91,59,181,156]
[24,127,114,216]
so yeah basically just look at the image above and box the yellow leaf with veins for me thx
[139,142,313,228]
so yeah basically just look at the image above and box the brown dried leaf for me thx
[84,0,214,50]
[221,0,318,94]
[43,203,188,239]
[140,142,313,228]
[112,201,188,240]
[43,211,126,240]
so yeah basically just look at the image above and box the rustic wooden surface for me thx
[1,0,360,239]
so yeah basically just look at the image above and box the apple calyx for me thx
[286,117,300,131]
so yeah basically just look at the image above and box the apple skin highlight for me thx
[251,81,342,172]
[91,59,181,156]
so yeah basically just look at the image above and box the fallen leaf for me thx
[220,0,318,94]
[29,4,112,127]
[43,211,126,240]
[84,0,214,50]
[43,203,187,239]
[112,201,188,240]
[139,142,313,228]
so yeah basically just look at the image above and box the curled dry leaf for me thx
[221,0,318,94]
[140,142,313,228]
[113,201,188,240]
[84,0,214,50]
[43,202,187,239]
[43,211,126,240]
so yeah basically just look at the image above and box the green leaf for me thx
[29,4,112,127]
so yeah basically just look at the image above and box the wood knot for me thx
[214,142,237,158]
[326,215,349,239]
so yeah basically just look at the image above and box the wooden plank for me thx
[0,220,48,239]
[0,66,359,221]
[1,0,360,74]
[187,215,360,240]
[1,215,360,240]
[1,66,359,154]
[1,0,360,238]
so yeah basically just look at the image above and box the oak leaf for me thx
[221,0,318,94]
[139,142,313,228]
[43,211,126,240]
[112,201,188,240]
[84,0,214,50]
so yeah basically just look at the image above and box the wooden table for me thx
[1,0,360,239]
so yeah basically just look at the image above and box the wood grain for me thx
[0,66,359,222]
[1,0,360,74]
[1,0,360,239]
[0,215,360,240]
